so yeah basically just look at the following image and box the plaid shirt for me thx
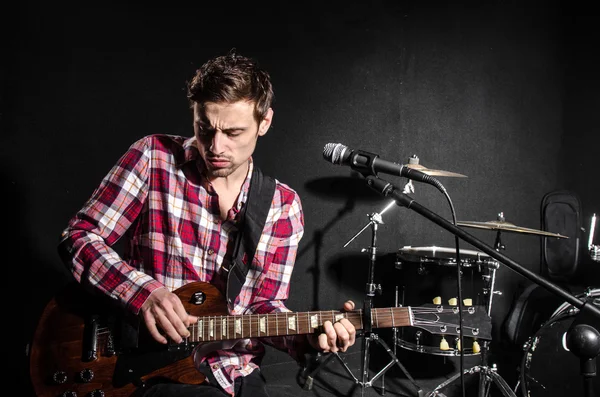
[59,134,307,395]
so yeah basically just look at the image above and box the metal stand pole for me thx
[303,202,423,397]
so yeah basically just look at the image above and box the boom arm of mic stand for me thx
[364,175,600,321]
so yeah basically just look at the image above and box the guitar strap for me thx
[225,165,276,309]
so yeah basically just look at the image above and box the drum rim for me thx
[550,288,600,319]
[399,245,491,258]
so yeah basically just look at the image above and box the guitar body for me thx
[29,282,227,397]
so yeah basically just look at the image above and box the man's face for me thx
[193,100,272,180]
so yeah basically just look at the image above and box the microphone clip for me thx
[349,149,380,177]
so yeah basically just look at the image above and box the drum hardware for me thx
[427,363,516,397]
[404,154,468,178]
[302,201,424,397]
[589,213,599,263]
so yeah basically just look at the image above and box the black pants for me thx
[142,364,269,397]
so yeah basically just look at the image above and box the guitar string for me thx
[92,308,482,340]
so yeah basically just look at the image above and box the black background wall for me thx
[5,0,598,394]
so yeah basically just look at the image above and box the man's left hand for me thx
[308,300,357,353]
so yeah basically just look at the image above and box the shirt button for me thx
[213,219,219,224]
[212,364,219,370]
[207,248,215,255]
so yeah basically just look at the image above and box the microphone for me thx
[322,142,440,187]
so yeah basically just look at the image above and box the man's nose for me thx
[210,131,225,154]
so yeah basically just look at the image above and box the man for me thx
[58,50,356,397]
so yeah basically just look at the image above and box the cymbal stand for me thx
[428,220,512,397]
[302,200,423,397]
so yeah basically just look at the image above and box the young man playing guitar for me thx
[56,50,356,397]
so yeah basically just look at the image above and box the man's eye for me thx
[198,128,214,137]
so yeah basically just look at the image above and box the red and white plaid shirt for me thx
[59,134,307,395]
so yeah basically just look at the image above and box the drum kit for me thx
[307,152,599,397]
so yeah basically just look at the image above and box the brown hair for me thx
[187,49,274,121]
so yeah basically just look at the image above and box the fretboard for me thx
[189,307,412,342]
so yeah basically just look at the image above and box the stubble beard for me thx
[206,166,233,178]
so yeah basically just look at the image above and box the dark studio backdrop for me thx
[5,0,598,394]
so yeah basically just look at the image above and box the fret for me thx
[275,312,279,336]
[305,312,310,334]
[390,307,395,328]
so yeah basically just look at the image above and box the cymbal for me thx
[404,163,467,177]
[457,220,568,238]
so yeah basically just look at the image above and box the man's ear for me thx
[258,108,274,136]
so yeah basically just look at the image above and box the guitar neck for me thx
[189,307,412,342]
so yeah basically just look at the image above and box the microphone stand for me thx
[365,175,600,397]
[302,200,424,397]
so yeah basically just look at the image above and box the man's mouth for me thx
[207,157,230,168]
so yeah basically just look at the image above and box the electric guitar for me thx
[29,281,492,397]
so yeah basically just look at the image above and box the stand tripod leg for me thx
[372,334,422,393]
[302,351,359,391]
[426,366,517,397]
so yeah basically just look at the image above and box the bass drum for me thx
[520,288,600,397]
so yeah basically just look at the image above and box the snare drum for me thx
[520,288,600,396]
[395,246,496,356]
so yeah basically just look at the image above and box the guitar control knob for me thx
[61,392,77,397]
[473,340,481,353]
[463,298,472,306]
[448,297,457,306]
[79,368,94,383]
[190,291,206,305]
[89,389,105,397]
[53,371,68,384]
[432,296,442,305]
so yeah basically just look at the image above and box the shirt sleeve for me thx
[238,184,316,362]
[57,137,164,314]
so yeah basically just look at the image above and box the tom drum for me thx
[395,245,497,356]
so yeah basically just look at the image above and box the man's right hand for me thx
[140,287,199,344]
